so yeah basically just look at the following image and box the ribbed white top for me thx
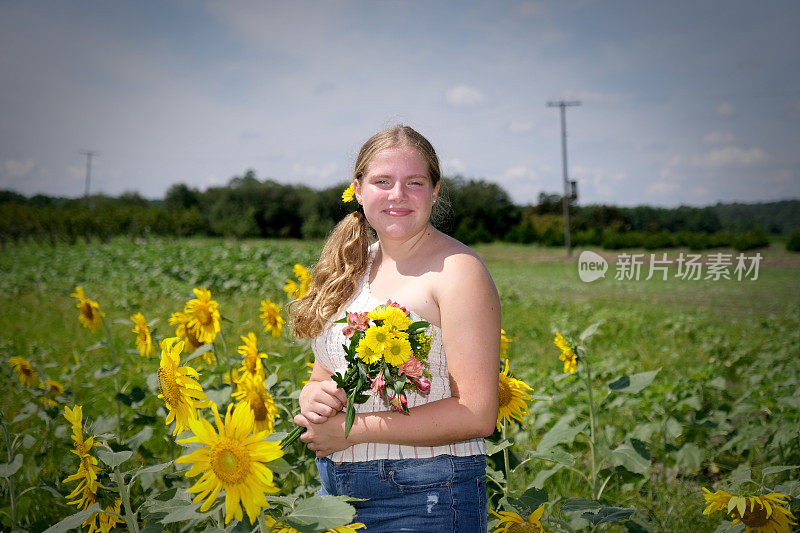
[311,243,487,462]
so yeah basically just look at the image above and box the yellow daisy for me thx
[176,402,283,524]
[9,356,37,386]
[70,286,105,332]
[368,304,412,331]
[702,488,797,532]
[232,374,280,434]
[341,182,356,203]
[284,264,311,299]
[259,299,284,338]
[356,338,381,364]
[40,379,64,406]
[363,324,393,353]
[500,329,512,358]
[157,337,212,436]
[383,334,413,366]
[497,359,534,431]
[184,288,221,344]
[492,504,547,532]
[130,312,156,358]
[553,331,578,374]
[238,332,268,380]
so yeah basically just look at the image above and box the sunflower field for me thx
[1,237,799,532]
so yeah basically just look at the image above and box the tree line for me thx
[1,169,798,251]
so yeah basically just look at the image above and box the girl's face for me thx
[354,145,439,242]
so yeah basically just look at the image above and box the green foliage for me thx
[788,228,800,252]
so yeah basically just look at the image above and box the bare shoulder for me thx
[427,232,497,299]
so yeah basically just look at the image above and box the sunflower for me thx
[157,337,212,436]
[327,524,367,533]
[9,356,37,386]
[260,299,284,338]
[70,286,105,332]
[497,359,534,431]
[40,379,64,406]
[702,488,796,532]
[341,182,356,203]
[238,332,268,380]
[169,311,203,353]
[184,288,221,344]
[232,374,280,434]
[284,264,311,299]
[553,331,578,374]
[84,498,123,533]
[492,504,547,532]
[62,405,102,511]
[500,329,512,358]
[383,334,412,366]
[130,312,156,358]
[263,516,366,533]
[176,402,283,524]
[368,304,412,331]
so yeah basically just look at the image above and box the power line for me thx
[79,150,98,208]
[547,100,581,257]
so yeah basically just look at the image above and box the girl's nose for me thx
[388,182,406,201]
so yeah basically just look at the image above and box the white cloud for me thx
[716,102,737,117]
[445,85,486,107]
[702,131,735,144]
[2,158,35,177]
[508,120,534,134]
[442,158,466,175]
[692,146,768,168]
[290,162,339,185]
[646,180,679,195]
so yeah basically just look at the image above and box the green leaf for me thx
[130,461,172,482]
[536,415,587,452]
[126,426,153,450]
[22,433,37,449]
[93,364,120,379]
[674,443,703,472]
[344,402,355,437]
[611,440,650,475]
[161,501,205,524]
[561,498,603,512]
[486,438,514,456]
[762,465,800,475]
[0,454,23,477]
[286,495,356,532]
[579,320,603,341]
[528,447,576,467]
[608,369,660,394]
[96,449,133,469]
[183,343,214,363]
[726,464,752,492]
[581,507,635,525]
[44,503,101,533]
[507,486,548,517]
[532,464,564,489]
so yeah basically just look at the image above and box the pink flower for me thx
[398,355,423,379]
[390,392,407,411]
[387,300,409,314]
[370,369,386,395]
[342,325,354,338]
[347,311,370,331]
[412,376,431,394]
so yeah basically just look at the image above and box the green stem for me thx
[583,358,599,499]
[502,420,511,497]
[258,511,270,533]
[113,467,140,533]
[102,320,123,443]
[2,425,16,529]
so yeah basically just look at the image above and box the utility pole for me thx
[79,150,97,208]
[547,100,580,256]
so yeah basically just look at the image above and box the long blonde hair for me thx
[289,125,442,338]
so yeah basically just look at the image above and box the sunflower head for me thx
[701,487,797,531]
[70,286,105,332]
[9,356,37,386]
[232,374,279,434]
[176,402,283,524]
[237,332,268,380]
[497,359,534,431]
[492,504,546,533]
[183,288,221,344]
[157,337,211,436]
[40,379,64,406]
[259,299,285,338]
[284,264,311,299]
[131,312,156,358]
[553,331,579,374]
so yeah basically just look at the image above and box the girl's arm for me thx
[296,252,501,457]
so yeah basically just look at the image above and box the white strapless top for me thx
[311,242,487,462]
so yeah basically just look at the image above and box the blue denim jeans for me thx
[315,454,487,532]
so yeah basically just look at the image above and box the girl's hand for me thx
[295,411,350,457]
[298,379,347,424]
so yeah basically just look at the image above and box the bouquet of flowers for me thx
[281,300,433,448]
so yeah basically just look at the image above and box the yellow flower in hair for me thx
[9,356,37,386]
[497,359,534,431]
[70,286,105,332]
[131,312,156,358]
[341,183,356,203]
[176,402,283,524]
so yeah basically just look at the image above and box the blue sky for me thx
[1,0,798,206]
